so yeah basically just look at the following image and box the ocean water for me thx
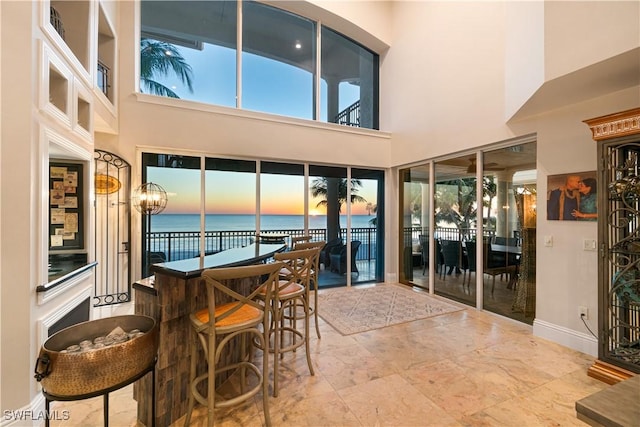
[151,214,375,232]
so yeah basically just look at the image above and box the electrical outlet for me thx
[579,306,589,319]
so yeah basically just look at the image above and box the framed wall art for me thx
[49,161,84,249]
[547,170,597,221]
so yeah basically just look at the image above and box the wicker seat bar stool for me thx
[291,240,325,339]
[184,262,284,427]
[257,247,317,397]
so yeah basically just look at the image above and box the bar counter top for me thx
[149,242,287,279]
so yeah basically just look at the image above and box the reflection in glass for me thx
[482,142,537,324]
[399,165,430,285]
[434,158,477,307]
[320,27,378,129]
[140,1,237,106]
[243,1,315,119]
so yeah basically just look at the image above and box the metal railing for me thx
[334,100,360,127]
[148,227,377,262]
[97,60,110,98]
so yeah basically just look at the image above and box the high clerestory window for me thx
[140,0,379,129]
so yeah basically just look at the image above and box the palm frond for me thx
[140,78,180,98]
[140,38,194,94]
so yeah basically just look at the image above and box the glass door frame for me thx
[398,135,537,316]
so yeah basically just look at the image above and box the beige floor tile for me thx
[338,374,462,426]
[49,289,609,427]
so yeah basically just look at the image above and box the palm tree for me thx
[310,177,367,240]
[140,38,194,98]
[435,176,497,240]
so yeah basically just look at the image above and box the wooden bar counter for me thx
[133,243,286,427]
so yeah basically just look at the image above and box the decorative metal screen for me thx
[94,150,131,306]
[601,140,640,372]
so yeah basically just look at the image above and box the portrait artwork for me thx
[547,171,597,221]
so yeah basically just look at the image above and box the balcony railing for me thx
[97,60,110,98]
[334,100,360,127]
[147,227,378,263]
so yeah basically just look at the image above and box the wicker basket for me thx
[34,315,158,397]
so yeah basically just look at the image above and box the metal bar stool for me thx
[291,240,326,339]
[184,262,283,427]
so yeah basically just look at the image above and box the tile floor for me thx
[51,285,607,426]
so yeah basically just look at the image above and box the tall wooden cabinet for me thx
[584,108,640,383]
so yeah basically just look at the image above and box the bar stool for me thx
[184,262,284,427]
[258,247,316,397]
[291,240,325,338]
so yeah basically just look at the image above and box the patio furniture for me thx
[439,239,461,279]
[320,238,342,269]
[419,234,429,275]
[329,240,361,275]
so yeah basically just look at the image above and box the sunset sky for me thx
[148,167,378,216]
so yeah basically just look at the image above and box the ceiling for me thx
[406,143,537,183]
[509,48,640,121]
[141,0,366,83]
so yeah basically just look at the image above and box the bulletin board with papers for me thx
[49,162,84,250]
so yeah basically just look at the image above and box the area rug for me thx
[317,284,463,335]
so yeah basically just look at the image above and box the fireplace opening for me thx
[48,297,90,337]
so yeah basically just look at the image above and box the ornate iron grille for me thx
[602,141,640,371]
[94,150,131,307]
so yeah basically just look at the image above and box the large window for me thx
[242,2,315,119]
[140,1,237,106]
[142,153,385,287]
[320,28,378,129]
[140,0,379,129]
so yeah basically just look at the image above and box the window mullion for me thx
[236,0,243,109]
[315,21,322,122]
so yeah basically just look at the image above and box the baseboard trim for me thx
[0,394,45,427]
[533,318,598,357]
[587,360,636,384]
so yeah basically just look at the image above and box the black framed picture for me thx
[49,162,84,249]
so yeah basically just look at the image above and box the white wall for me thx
[544,1,640,81]
[385,0,639,355]
[0,0,39,411]
[384,1,518,165]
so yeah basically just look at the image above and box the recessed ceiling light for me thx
[295,42,302,49]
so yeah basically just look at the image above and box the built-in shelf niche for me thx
[49,66,68,116]
[97,3,115,104]
[42,43,73,126]
[76,92,91,135]
[49,1,91,76]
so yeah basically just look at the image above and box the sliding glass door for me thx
[398,140,537,324]
[433,156,477,307]
[482,143,537,323]
[142,153,384,287]
[399,165,430,286]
